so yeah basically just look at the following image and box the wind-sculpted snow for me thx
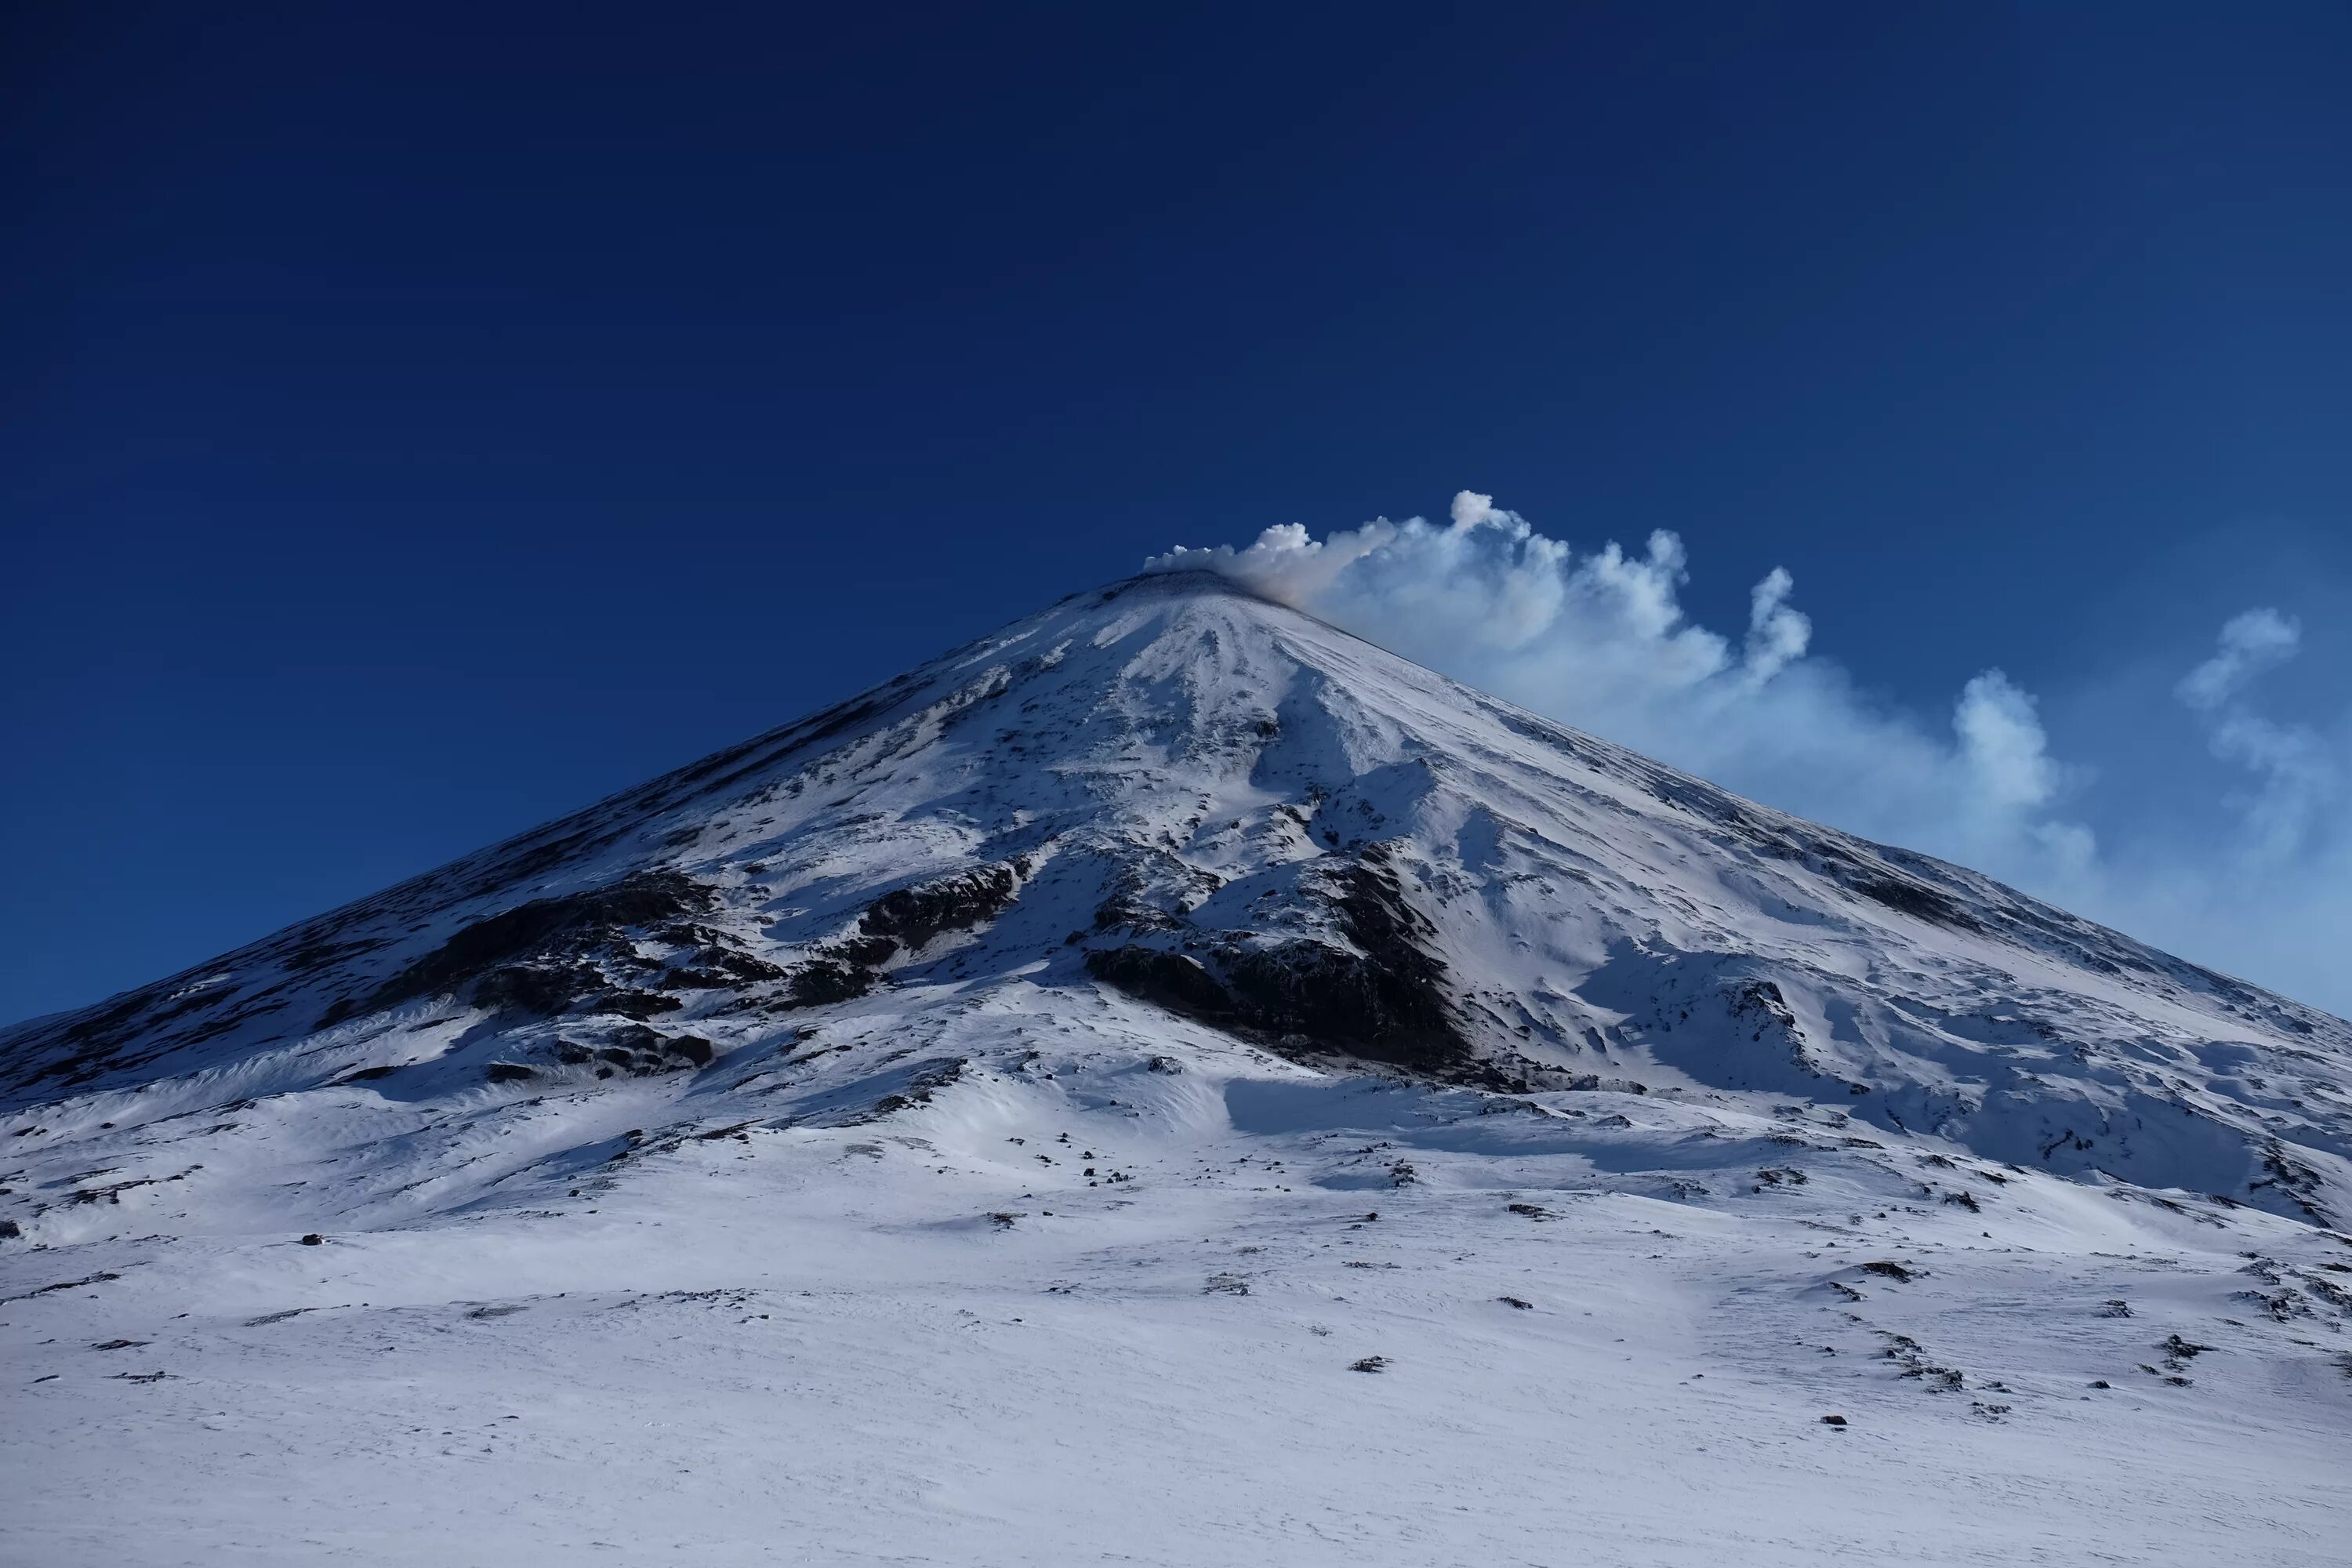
[5,572,2350,1563]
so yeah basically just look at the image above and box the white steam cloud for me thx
[2176,608,2300,713]
[1152,492,2090,878]
[1150,494,2351,1016]
[2174,611,2338,864]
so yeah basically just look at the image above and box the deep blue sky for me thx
[6,2,2350,1025]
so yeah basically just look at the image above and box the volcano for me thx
[8,570,2350,1566]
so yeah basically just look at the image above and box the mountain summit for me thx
[7,568,2345,1225]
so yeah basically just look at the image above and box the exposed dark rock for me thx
[1223,931,1464,1076]
[831,934,898,968]
[485,1063,537,1083]
[660,942,787,989]
[788,960,876,1007]
[366,873,714,1013]
[708,949,789,982]
[473,963,604,1016]
[2252,1142,2329,1220]
[1238,851,1478,1076]
[1849,874,1980,931]
[1083,848,1485,1081]
[1085,947,1234,1017]
[1093,895,1183,934]
[861,865,1020,953]
[0,1272,110,1308]
[768,862,1028,1014]
[851,1057,966,1122]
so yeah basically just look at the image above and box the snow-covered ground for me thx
[6,572,2349,1563]
[10,1048,2350,1565]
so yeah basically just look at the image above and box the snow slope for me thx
[5,570,2350,1565]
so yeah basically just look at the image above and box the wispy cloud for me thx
[2176,608,2300,713]
[1151,494,2350,1016]
[2174,610,2338,863]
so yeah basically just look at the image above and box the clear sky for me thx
[5,2,2349,1025]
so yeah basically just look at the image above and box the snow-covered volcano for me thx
[8,571,2350,1565]
[9,569,2346,1222]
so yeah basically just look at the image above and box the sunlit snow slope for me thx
[6,571,2349,1566]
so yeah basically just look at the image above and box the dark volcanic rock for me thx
[861,865,1021,952]
[601,991,684,1022]
[358,873,714,1017]
[1084,847,1483,1080]
[1084,947,1235,1018]
[777,862,1030,1011]
[1848,874,1980,932]
[788,960,877,1007]
[473,963,606,1017]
